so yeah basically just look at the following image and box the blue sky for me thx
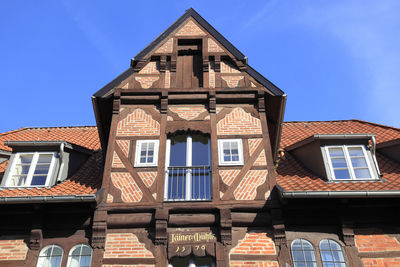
[0,0,399,132]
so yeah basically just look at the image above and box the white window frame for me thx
[134,140,159,167]
[164,135,211,201]
[36,244,63,267]
[4,152,58,187]
[217,139,244,166]
[66,244,92,267]
[324,145,377,181]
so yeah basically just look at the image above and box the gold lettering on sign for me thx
[170,232,216,244]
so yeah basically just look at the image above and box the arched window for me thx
[36,245,63,267]
[291,239,317,267]
[66,244,92,267]
[169,256,215,267]
[319,239,347,267]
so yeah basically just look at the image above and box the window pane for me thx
[331,158,347,168]
[11,175,27,186]
[148,142,154,150]
[351,157,368,168]
[14,164,30,175]
[192,134,210,166]
[20,155,33,164]
[347,147,363,157]
[304,250,316,261]
[292,250,305,261]
[34,164,50,175]
[31,176,47,186]
[320,240,346,267]
[37,154,53,164]
[354,168,371,179]
[334,169,351,179]
[329,148,344,157]
[170,135,187,166]
[321,250,333,261]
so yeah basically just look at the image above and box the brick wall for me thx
[220,169,240,186]
[231,232,276,255]
[234,170,267,200]
[230,261,279,267]
[208,38,224,52]
[362,258,400,267]
[139,62,160,74]
[111,172,142,202]
[221,60,240,73]
[175,20,206,36]
[0,239,28,261]
[104,233,154,258]
[112,152,125,168]
[137,172,157,188]
[155,38,173,54]
[169,105,207,120]
[117,109,160,137]
[221,76,244,88]
[135,77,159,89]
[254,150,267,166]
[209,61,215,88]
[355,234,400,252]
[217,108,262,135]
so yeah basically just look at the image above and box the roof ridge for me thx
[19,125,97,131]
[283,119,400,131]
[0,127,30,137]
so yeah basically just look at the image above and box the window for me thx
[217,139,243,166]
[66,244,92,267]
[36,245,63,267]
[169,256,215,267]
[324,145,375,180]
[319,240,346,267]
[134,140,159,167]
[5,152,57,187]
[291,239,317,267]
[165,133,211,201]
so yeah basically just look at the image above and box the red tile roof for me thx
[0,126,102,198]
[277,120,400,193]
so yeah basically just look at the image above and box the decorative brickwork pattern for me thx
[107,194,114,203]
[117,140,130,157]
[135,77,159,89]
[230,261,278,267]
[251,82,257,87]
[169,106,207,120]
[248,138,262,156]
[362,258,400,267]
[209,61,215,88]
[0,239,28,260]
[208,38,224,52]
[219,169,240,186]
[122,82,129,89]
[104,233,154,258]
[155,38,173,54]
[221,76,244,88]
[254,150,267,166]
[139,62,160,74]
[234,170,268,200]
[355,234,400,252]
[221,60,240,73]
[112,152,125,168]
[137,172,157,188]
[217,108,262,135]
[175,20,206,36]
[230,232,276,255]
[167,116,174,121]
[111,172,142,202]
[117,109,160,136]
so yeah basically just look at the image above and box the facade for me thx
[1,8,400,267]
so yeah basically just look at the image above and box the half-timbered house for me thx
[1,8,400,267]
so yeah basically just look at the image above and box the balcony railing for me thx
[165,166,211,201]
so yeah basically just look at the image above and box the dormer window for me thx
[324,145,376,180]
[5,152,58,187]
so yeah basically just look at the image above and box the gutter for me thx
[280,190,400,199]
[0,194,97,204]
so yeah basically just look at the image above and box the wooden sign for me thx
[168,231,216,258]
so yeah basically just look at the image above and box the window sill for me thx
[327,178,381,183]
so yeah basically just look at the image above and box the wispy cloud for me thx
[242,0,279,30]
[296,0,400,126]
